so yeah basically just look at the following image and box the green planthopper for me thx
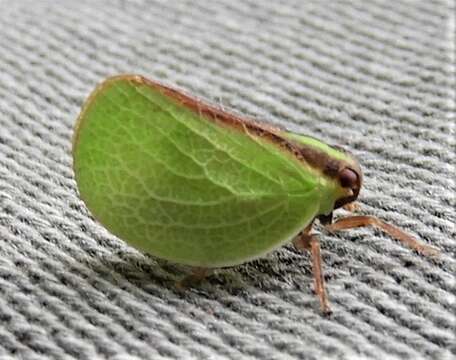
[72,75,438,314]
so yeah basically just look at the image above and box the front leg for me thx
[294,226,332,315]
[343,202,360,212]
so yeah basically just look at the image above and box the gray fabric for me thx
[0,0,454,359]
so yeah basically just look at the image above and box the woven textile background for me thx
[0,1,454,359]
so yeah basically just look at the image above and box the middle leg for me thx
[294,225,332,315]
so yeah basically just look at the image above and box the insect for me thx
[72,75,438,314]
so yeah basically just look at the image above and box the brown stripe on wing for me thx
[130,75,349,180]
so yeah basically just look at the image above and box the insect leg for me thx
[342,202,360,212]
[326,215,439,257]
[294,226,332,315]
[176,267,210,289]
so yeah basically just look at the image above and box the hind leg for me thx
[176,267,210,289]
[326,215,439,257]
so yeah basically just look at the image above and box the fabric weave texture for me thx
[0,1,454,359]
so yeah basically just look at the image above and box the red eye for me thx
[339,168,358,188]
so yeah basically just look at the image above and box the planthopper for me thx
[72,75,439,314]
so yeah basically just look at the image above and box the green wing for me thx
[73,76,322,267]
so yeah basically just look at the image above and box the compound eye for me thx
[339,168,358,188]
